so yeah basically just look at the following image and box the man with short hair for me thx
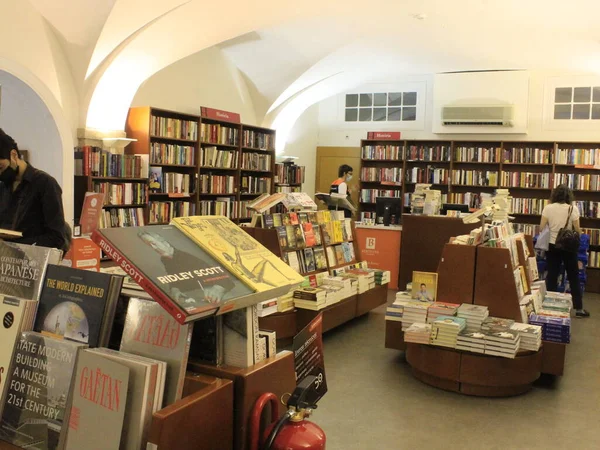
[329,164,354,218]
[0,128,68,251]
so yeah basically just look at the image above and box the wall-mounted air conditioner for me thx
[442,105,515,126]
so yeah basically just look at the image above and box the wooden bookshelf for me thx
[274,161,305,194]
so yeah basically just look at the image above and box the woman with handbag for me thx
[540,184,589,318]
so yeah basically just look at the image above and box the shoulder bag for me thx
[555,205,580,253]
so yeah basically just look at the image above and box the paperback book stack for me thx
[346,269,376,292]
[457,304,489,332]
[483,330,520,359]
[456,331,486,354]
[540,293,572,318]
[257,298,279,317]
[510,323,542,351]
[481,317,515,333]
[401,301,431,331]
[322,276,354,299]
[427,302,460,324]
[386,291,412,322]
[529,314,571,343]
[431,316,466,348]
[277,292,295,313]
[322,285,344,306]
[373,269,391,286]
[293,287,327,311]
[404,323,432,344]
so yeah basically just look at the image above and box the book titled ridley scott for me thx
[0,332,87,450]
[0,241,62,301]
[91,225,259,324]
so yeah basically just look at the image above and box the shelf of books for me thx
[385,219,571,396]
[274,161,305,193]
[0,218,305,450]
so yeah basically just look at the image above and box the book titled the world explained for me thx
[92,225,260,324]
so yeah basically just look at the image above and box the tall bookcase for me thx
[125,106,276,224]
[274,161,305,193]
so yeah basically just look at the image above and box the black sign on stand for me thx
[293,313,327,405]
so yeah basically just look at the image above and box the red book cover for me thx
[302,223,317,247]
[367,131,401,140]
[80,192,105,236]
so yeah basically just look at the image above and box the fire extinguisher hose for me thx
[262,410,294,450]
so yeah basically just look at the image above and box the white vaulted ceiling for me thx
[17,0,600,134]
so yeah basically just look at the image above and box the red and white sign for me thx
[200,106,241,124]
[367,131,401,140]
[80,192,105,236]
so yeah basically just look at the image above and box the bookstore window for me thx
[554,86,600,120]
[345,92,417,122]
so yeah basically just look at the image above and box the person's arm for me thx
[338,182,347,196]
[16,177,66,250]
[573,219,582,234]
[540,216,548,230]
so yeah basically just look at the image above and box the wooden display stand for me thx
[296,295,358,333]
[399,215,478,289]
[149,374,234,450]
[354,225,402,289]
[436,243,477,304]
[356,284,388,316]
[384,320,406,351]
[188,351,296,450]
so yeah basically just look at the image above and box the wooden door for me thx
[315,147,360,210]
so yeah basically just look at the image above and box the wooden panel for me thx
[315,147,360,210]
[0,441,19,449]
[243,227,282,257]
[125,106,152,156]
[460,351,542,387]
[399,215,478,289]
[411,368,460,393]
[258,310,297,340]
[437,243,477,304]
[182,372,221,397]
[474,246,523,322]
[187,351,296,450]
[405,343,461,381]
[586,268,600,294]
[541,341,567,376]
[356,284,388,316]
[384,320,406,351]
[295,295,358,333]
[150,378,234,450]
[460,383,533,397]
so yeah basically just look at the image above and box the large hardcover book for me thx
[223,305,259,368]
[63,349,129,450]
[0,242,62,300]
[0,332,87,449]
[120,297,192,406]
[34,265,123,348]
[89,348,161,450]
[172,216,304,292]
[0,296,37,417]
[91,225,258,324]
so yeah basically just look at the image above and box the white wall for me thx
[0,71,63,183]
[131,47,258,125]
[317,70,600,146]
[280,104,319,197]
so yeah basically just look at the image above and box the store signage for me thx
[200,106,241,123]
[293,313,327,405]
[367,131,401,140]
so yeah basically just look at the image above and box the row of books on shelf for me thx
[502,171,550,189]
[75,146,148,178]
[199,146,236,168]
[198,199,251,219]
[360,189,402,203]
[93,182,147,206]
[151,142,195,166]
[588,251,600,268]
[242,152,272,171]
[361,145,600,164]
[452,169,498,186]
[283,246,328,274]
[448,192,484,209]
[261,210,352,236]
[242,129,275,150]
[276,185,301,193]
[200,123,238,146]
[149,201,195,224]
[0,234,287,450]
[199,174,235,194]
[99,206,146,228]
[360,167,403,183]
[275,163,305,185]
[149,169,193,195]
[241,176,272,194]
[405,167,449,184]
[511,197,549,215]
[151,115,198,140]
[554,173,600,191]
[582,228,600,246]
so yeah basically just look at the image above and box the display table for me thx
[355,225,401,289]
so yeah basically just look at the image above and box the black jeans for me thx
[545,244,583,310]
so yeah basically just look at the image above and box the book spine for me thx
[91,230,188,325]
[252,304,260,364]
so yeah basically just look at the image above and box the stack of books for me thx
[431,316,466,348]
[322,284,345,306]
[401,301,431,331]
[373,269,391,285]
[322,276,354,299]
[529,314,571,343]
[481,317,515,333]
[256,298,278,317]
[347,268,376,291]
[457,304,489,332]
[385,299,409,322]
[483,330,520,358]
[293,287,327,311]
[426,302,460,324]
[510,323,542,351]
[277,292,295,312]
[456,330,486,353]
[404,323,432,344]
[541,293,572,317]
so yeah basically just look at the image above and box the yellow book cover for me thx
[333,221,344,243]
[172,216,304,292]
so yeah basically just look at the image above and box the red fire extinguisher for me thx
[249,375,326,450]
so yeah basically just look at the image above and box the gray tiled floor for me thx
[315,292,600,450]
